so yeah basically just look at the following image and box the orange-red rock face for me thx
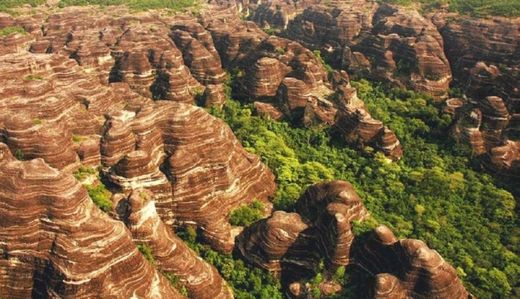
[236,181,469,298]
[0,6,280,297]
[0,143,182,298]
[122,190,233,299]
[436,15,520,176]
[245,0,452,98]
[237,181,369,280]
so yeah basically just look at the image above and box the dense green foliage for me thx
[0,26,26,36]
[208,78,518,297]
[229,200,265,227]
[85,182,113,212]
[176,228,283,299]
[380,0,520,17]
[58,0,198,11]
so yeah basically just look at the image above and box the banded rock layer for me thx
[246,0,452,97]
[0,143,182,298]
[237,181,469,298]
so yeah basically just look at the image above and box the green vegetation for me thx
[58,0,199,12]
[0,26,26,36]
[14,149,24,160]
[85,182,113,212]
[0,0,44,13]
[313,50,334,75]
[207,75,518,297]
[32,118,42,125]
[163,272,188,296]
[177,228,283,299]
[380,0,520,17]
[24,74,43,81]
[229,200,265,227]
[137,243,155,264]
[73,165,97,181]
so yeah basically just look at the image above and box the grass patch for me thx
[24,74,43,81]
[0,26,26,37]
[0,0,45,13]
[379,0,520,17]
[73,165,97,181]
[137,243,155,264]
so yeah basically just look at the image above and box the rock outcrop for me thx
[122,190,233,299]
[237,181,469,298]
[435,14,520,175]
[237,180,369,280]
[358,225,470,299]
[0,143,182,298]
[1,4,278,256]
[246,0,453,98]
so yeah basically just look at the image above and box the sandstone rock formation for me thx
[358,225,470,299]
[245,0,452,98]
[0,143,182,298]
[237,180,369,281]
[237,180,469,298]
[435,14,520,176]
[121,190,233,299]
[0,6,289,296]
[206,15,402,159]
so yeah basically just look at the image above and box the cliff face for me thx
[0,6,279,297]
[236,0,519,175]
[245,0,452,98]
[0,143,182,298]
[435,14,520,175]
[236,181,470,298]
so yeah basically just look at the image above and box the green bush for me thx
[137,243,155,264]
[163,272,188,296]
[229,200,264,226]
[85,182,112,212]
[379,0,520,17]
[0,26,26,36]
[73,165,97,181]
[0,0,45,13]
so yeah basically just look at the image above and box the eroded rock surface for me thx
[244,0,452,98]
[237,181,469,298]
[0,143,182,298]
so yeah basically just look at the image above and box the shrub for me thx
[85,182,112,212]
[229,199,264,226]
[73,165,97,181]
[137,243,155,264]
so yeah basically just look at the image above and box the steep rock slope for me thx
[245,0,452,98]
[236,181,469,298]
[0,143,182,298]
[435,14,520,175]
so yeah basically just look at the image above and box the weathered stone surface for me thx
[451,96,520,175]
[122,190,233,299]
[249,1,453,97]
[358,225,470,299]
[0,143,182,298]
[0,10,281,298]
[237,181,368,279]
[436,14,520,175]
[237,180,469,297]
